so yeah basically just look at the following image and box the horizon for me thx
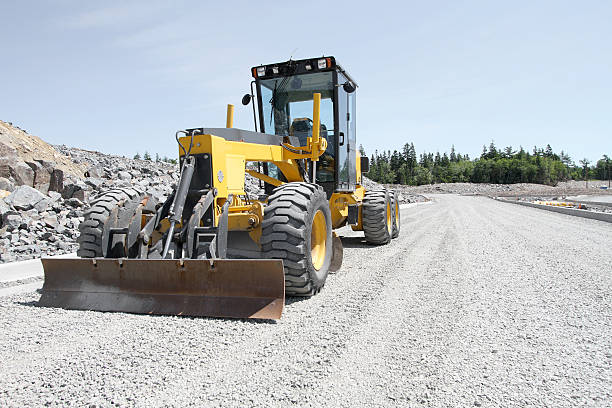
[1,1,610,163]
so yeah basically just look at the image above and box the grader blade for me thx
[39,258,285,319]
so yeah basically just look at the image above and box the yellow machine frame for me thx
[177,94,366,243]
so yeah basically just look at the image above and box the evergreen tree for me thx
[450,145,457,162]
[544,144,553,157]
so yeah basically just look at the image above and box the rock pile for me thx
[393,180,612,197]
[1,142,181,263]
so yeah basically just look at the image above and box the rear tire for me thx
[76,188,145,258]
[363,189,392,245]
[261,182,332,296]
[391,190,400,239]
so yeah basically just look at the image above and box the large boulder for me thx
[0,200,10,218]
[0,157,34,187]
[0,138,33,186]
[26,161,52,193]
[4,185,46,210]
[117,171,132,181]
[86,165,104,178]
[62,180,89,201]
[0,177,15,192]
[2,213,23,231]
[49,168,64,193]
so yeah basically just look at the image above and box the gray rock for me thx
[66,198,84,208]
[49,168,64,193]
[34,198,51,212]
[4,185,46,210]
[47,191,62,202]
[71,188,86,202]
[0,177,15,192]
[62,181,88,200]
[26,161,51,193]
[3,214,22,231]
[118,171,132,181]
[86,165,104,178]
[0,200,10,217]
[85,177,104,189]
[35,159,56,169]
[4,159,34,186]
[42,214,59,228]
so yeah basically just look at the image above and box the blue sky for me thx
[1,1,610,163]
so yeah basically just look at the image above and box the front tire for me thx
[261,182,332,296]
[362,189,392,245]
[391,190,400,239]
[76,188,145,258]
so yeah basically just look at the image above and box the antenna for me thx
[289,48,298,60]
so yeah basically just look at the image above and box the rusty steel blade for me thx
[39,258,285,319]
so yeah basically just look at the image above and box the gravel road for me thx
[1,195,611,407]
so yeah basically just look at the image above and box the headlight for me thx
[256,67,266,77]
[272,66,279,74]
[317,59,327,69]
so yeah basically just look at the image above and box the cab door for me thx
[336,73,356,192]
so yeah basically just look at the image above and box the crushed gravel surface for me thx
[0,275,42,289]
[0,195,610,407]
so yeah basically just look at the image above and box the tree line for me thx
[363,142,611,186]
[133,152,177,164]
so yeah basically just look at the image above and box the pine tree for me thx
[544,144,553,157]
[359,144,366,156]
[487,141,498,159]
[133,152,141,160]
[143,151,152,161]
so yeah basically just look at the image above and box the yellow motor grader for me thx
[40,57,401,319]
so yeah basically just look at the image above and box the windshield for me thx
[259,71,336,184]
[259,72,333,140]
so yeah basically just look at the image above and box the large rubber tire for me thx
[363,189,392,245]
[76,188,145,258]
[391,190,400,239]
[261,182,333,296]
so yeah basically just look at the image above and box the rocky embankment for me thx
[0,128,181,263]
[0,120,185,263]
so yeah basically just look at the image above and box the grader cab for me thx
[39,57,401,319]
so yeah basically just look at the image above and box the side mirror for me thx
[241,94,252,105]
[360,156,370,173]
[343,82,356,94]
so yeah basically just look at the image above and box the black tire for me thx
[362,189,392,245]
[391,190,400,239]
[76,188,144,258]
[261,182,333,296]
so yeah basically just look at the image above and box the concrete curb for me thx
[0,252,76,283]
[495,198,612,223]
